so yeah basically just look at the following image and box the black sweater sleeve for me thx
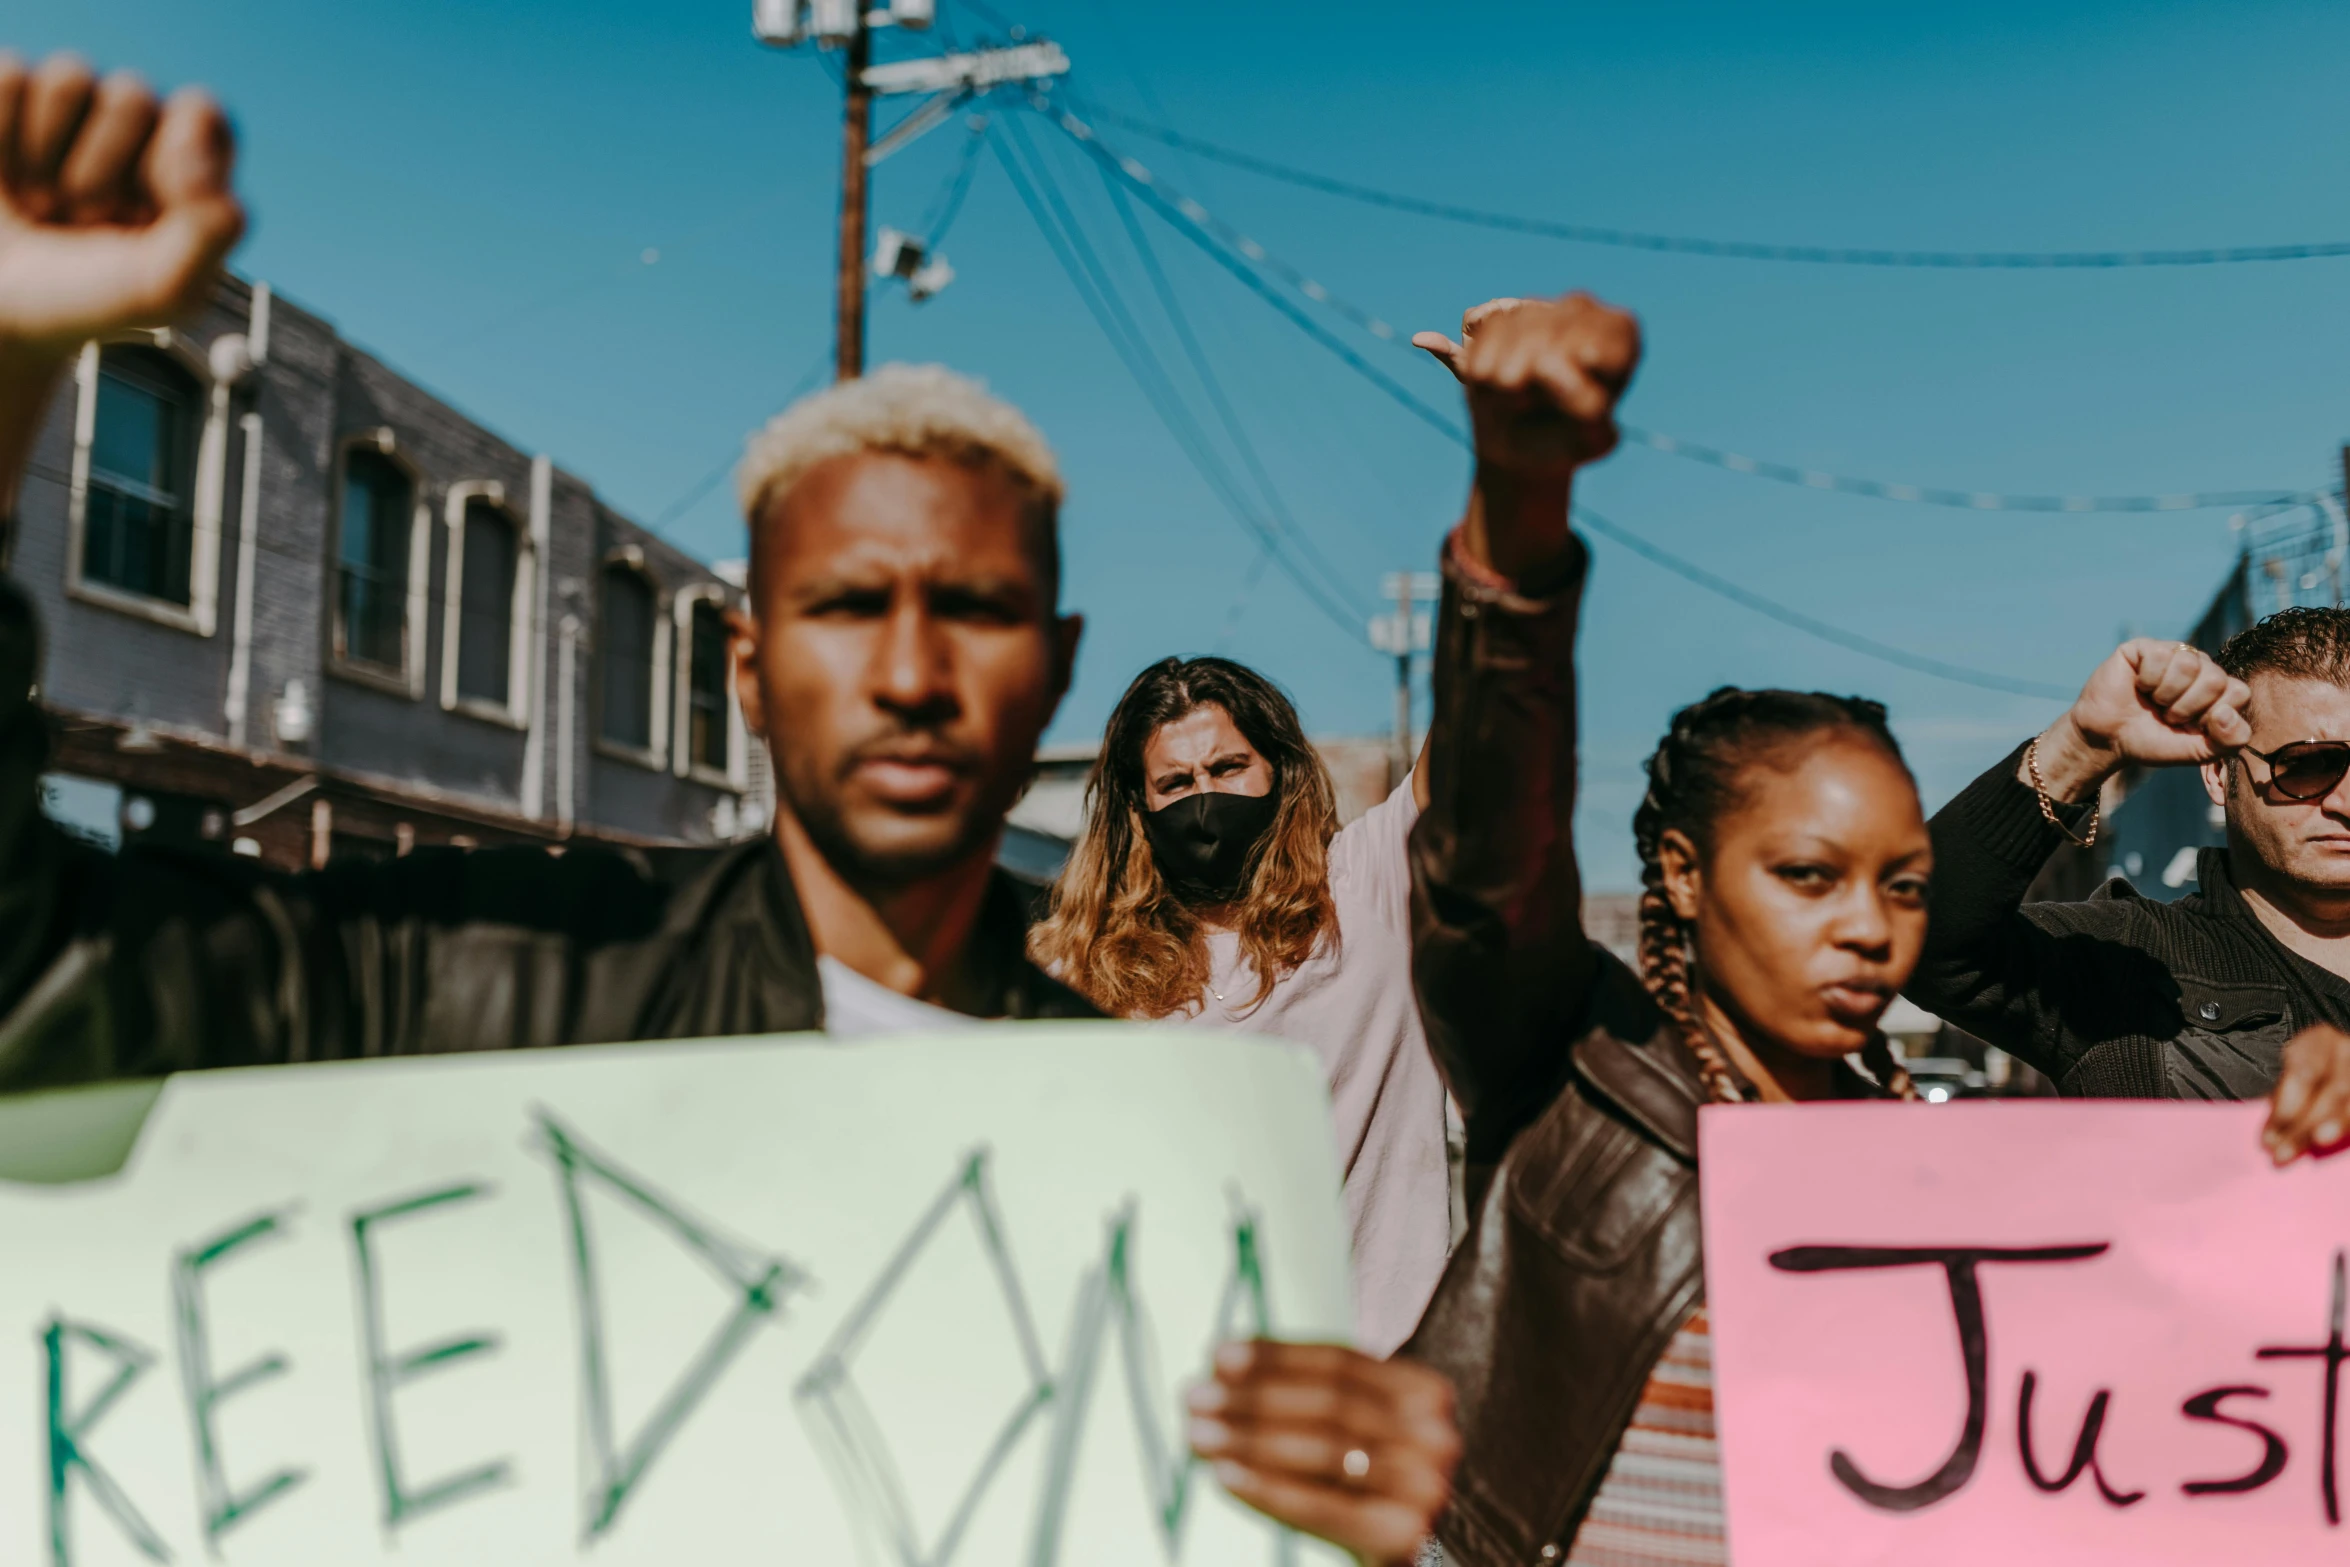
[1904,742,2102,1078]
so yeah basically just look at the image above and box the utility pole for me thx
[835,16,874,381]
[753,1,1070,384]
[1370,572,1437,787]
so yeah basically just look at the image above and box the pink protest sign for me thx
[1701,1101,2350,1566]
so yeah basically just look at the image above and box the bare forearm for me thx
[2023,712,2119,804]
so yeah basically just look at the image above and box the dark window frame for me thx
[596,558,663,765]
[450,494,524,716]
[684,596,732,776]
[81,345,202,608]
[329,435,424,696]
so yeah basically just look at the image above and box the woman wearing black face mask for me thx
[1032,653,1447,1357]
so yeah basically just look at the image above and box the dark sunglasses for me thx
[2243,740,2350,801]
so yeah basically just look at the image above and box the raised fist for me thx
[1414,293,1641,479]
[2031,639,2253,802]
[0,53,243,370]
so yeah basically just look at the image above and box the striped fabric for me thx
[1563,1306,1726,1567]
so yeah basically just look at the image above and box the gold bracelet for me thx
[2024,736,2101,849]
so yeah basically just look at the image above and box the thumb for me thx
[2206,698,2252,751]
[1411,331,1466,382]
[102,194,243,325]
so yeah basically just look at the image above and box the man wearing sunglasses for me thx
[1909,613,2350,1099]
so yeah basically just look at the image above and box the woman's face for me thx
[1141,703,1274,810]
[1665,737,1931,1061]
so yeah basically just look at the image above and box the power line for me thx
[986,116,1375,642]
[1069,100,2350,271]
[998,111,1370,628]
[648,350,835,538]
[1015,105,2104,697]
[917,116,990,245]
[1050,99,2317,517]
[1091,155,1365,617]
[1571,506,2075,700]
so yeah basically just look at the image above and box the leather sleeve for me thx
[1408,531,1597,1165]
[0,577,645,1086]
[0,578,77,1039]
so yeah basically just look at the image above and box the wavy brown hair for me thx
[1032,657,1340,1018]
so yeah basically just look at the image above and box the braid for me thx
[1634,742,1751,1105]
[1633,686,1917,1105]
[1861,1032,1923,1102]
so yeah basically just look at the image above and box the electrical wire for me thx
[1068,99,2350,271]
[918,116,989,246]
[1018,105,2106,697]
[646,349,836,538]
[987,114,1375,641]
[1570,506,2075,700]
[1051,99,2317,517]
[1091,154,1368,616]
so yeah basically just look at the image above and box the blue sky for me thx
[22,0,2350,886]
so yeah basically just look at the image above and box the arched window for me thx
[339,449,413,671]
[685,598,731,774]
[84,346,200,605]
[455,498,519,706]
[599,562,657,750]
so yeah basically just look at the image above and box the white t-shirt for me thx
[1172,778,1448,1358]
[817,955,977,1038]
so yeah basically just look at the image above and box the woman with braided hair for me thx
[1179,292,1938,1567]
[1402,679,1935,1567]
[1629,685,1927,1110]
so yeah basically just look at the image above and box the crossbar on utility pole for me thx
[755,2,1069,385]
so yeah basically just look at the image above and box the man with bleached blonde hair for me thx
[0,52,1093,1076]
[724,362,1090,1030]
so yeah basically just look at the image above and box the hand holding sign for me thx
[2265,1023,2350,1165]
[1186,1340,1460,1566]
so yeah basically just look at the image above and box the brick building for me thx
[11,274,767,867]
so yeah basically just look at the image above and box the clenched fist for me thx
[2029,639,2253,803]
[1414,293,1641,481]
[0,52,243,370]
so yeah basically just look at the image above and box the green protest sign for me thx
[0,1025,1353,1565]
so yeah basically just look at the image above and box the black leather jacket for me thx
[0,579,1091,1087]
[1401,537,1708,1566]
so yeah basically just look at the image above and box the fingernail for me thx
[1187,1418,1231,1454]
[2317,1122,2341,1148]
[1185,1380,1228,1413]
[1213,1341,1253,1375]
[1213,1460,1255,1493]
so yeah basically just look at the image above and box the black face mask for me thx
[1140,789,1279,902]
